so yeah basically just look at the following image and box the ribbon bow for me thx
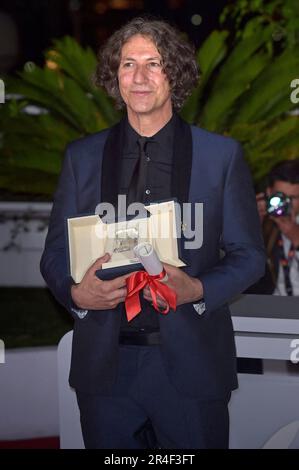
[125,270,177,322]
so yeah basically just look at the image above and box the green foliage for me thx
[0,37,120,197]
[0,1,298,196]
[220,0,299,47]
[181,8,299,185]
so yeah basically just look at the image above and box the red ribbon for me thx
[125,270,177,322]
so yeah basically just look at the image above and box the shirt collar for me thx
[123,113,177,154]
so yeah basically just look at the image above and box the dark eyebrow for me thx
[121,56,161,61]
[146,57,161,61]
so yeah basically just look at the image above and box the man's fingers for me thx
[143,286,151,296]
[123,271,139,280]
[162,262,180,276]
[143,289,167,308]
[88,253,111,275]
[108,271,139,290]
[108,287,127,302]
[256,192,265,201]
[109,274,130,290]
[143,292,152,302]
[162,262,173,270]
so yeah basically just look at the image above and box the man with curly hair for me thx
[41,17,265,449]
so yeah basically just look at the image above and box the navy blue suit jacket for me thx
[40,117,265,399]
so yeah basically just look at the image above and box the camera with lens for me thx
[266,191,292,217]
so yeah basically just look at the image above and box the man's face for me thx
[117,34,172,119]
[268,181,299,217]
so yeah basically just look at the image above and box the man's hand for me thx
[271,214,299,247]
[71,253,129,310]
[143,263,204,309]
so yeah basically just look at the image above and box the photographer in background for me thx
[239,159,299,375]
[252,159,299,295]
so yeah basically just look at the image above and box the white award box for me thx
[67,200,186,283]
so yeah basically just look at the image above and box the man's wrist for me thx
[70,285,88,319]
[71,284,86,310]
[71,284,80,306]
[190,277,204,303]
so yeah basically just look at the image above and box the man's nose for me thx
[133,65,149,83]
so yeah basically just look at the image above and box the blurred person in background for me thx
[250,159,299,296]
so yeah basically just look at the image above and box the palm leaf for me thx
[48,36,119,125]
[232,50,299,123]
[200,51,271,130]
[181,30,229,123]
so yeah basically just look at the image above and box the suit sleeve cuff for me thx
[67,277,89,320]
[193,299,206,315]
[70,306,89,319]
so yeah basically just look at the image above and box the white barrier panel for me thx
[0,346,59,440]
[57,332,84,449]
[229,373,299,448]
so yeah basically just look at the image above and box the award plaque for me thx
[67,200,186,283]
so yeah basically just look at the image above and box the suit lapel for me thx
[171,115,193,205]
[101,118,125,208]
[171,116,193,265]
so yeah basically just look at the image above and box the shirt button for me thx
[145,189,151,195]
[146,156,151,162]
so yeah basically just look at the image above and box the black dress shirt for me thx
[119,114,176,333]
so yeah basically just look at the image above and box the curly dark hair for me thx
[94,17,200,111]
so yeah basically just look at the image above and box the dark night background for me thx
[0,0,228,73]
